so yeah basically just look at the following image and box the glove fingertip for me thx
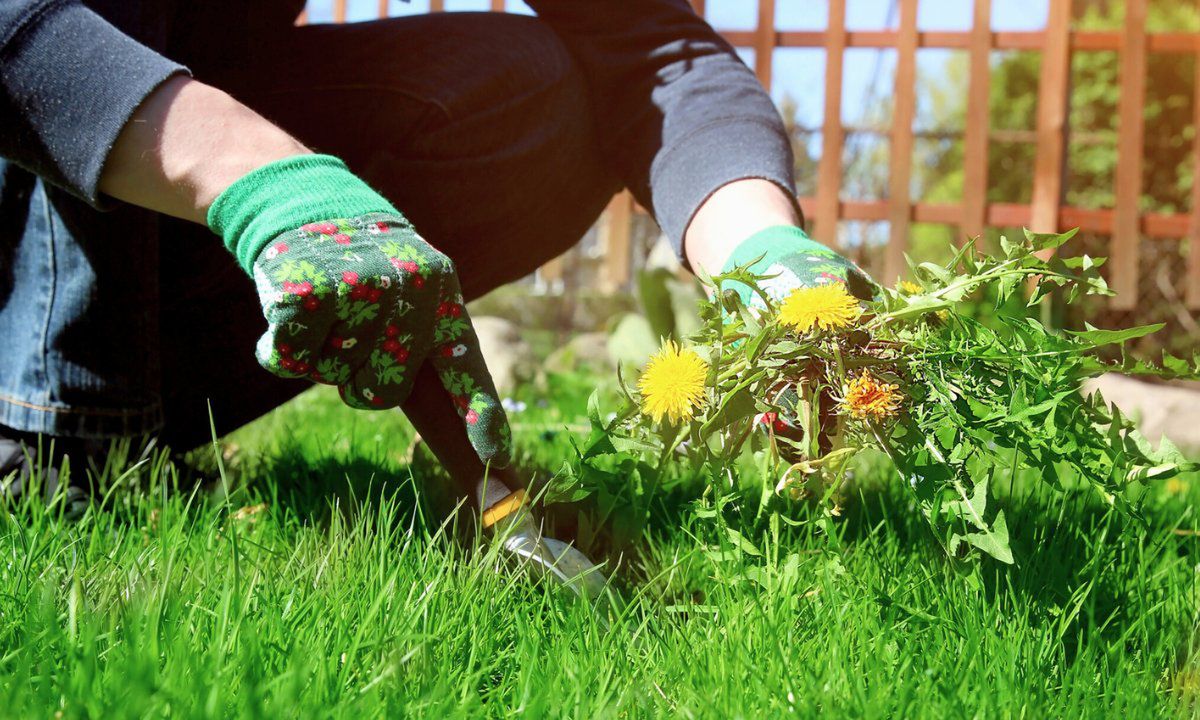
[464,406,513,469]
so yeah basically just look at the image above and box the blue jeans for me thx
[0,12,621,448]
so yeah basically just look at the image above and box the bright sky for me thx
[309,0,1052,129]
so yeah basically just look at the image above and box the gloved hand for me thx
[719,225,875,309]
[208,154,510,465]
[720,225,876,454]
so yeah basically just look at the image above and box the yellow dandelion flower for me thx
[777,283,860,333]
[898,280,923,295]
[842,371,903,421]
[638,340,708,424]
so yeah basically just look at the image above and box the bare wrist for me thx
[100,76,310,224]
[683,178,800,275]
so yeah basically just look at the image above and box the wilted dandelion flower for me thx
[842,371,903,421]
[898,280,923,295]
[778,284,860,333]
[638,340,708,424]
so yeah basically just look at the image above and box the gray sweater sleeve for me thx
[0,0,187,204]
[525,0,797,258]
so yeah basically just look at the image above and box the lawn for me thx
[2,374,1199,718]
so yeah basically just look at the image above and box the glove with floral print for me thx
[207,154,510,465]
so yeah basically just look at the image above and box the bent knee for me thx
[430,14,581,123]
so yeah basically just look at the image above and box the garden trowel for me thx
[480,487,614,615]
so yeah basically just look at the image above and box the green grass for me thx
[3,380,1200,718]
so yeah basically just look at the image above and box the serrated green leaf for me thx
[965,509,1014,564]
[699,384,760,437]
[725,528,762,557]
[1068,322,1164,347]
[1023,226,1078,252]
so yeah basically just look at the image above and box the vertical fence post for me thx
[754,0,776,90]
[1111,0,1147,310]
[1030,0,1071,236]
[814,0,847,247]
[1188,42,1200,309]
[333,0,347,22]
[378,0,389,18]
[961,0,992,243]
[884,0,919,285]
[430,0,444,12]
[491,0,505,10]
[539,255,565,292]
[600,193,634,292]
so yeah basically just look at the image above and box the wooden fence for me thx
[311,0,1200,311]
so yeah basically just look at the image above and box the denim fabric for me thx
[0,166,162,437]
[0,8,796,446]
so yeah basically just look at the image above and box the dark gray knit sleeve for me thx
[525,0,797,260]
[0,0,188,204]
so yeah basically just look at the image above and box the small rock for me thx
[1082,374,1200,453]
[644,233,681,272]
[544,331,614,375]
[471,316,536,395]
[232,503,267,522]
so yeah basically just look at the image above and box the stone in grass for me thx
[471,316,537,396]
[544,332,614,376]
[1082,373,1200,453]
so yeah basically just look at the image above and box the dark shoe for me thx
[0,429,98,520]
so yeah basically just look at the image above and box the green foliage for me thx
[568,229,1200,564]
[3,382,1200,716]
[606,267,705,370]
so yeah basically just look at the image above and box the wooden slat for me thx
[791,197,1192,238]
[491,0,505,10]
[539,256,565,288]
[1029,0,1071,236]
[720,29,1200,53]
[430,0,445,12]
[333,0,347,23]
[754,0,777,90]
[1189,44,1200,308]
[1111,0,1148,309]
[884,0,919,285]
[813,0,847,247]
[1141,212,1192,238]
[796,125,1113,146]
[1146,33,1200,53]
[378,0,389,18]
[600,193,635,291]
[961,0,992,242]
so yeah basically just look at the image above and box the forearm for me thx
[98,75,310,224]
[684,178,801,276]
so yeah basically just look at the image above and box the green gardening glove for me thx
[208,154,510,465]
[720,225,875,310]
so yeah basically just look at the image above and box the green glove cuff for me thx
[207,154,398,274]
[719,225,840,276]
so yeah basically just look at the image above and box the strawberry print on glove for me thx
[251,213,510,465]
